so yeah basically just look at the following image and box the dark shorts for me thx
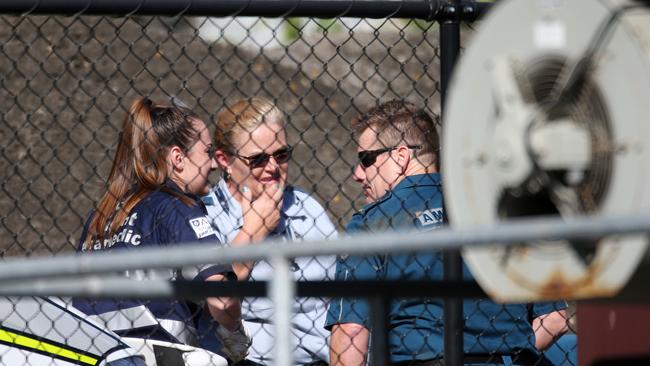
[391,352,541,366]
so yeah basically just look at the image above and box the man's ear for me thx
[168,145,185,171]
[214,149,232,169]
[396,145,411,171]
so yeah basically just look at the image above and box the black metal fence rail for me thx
[0,0,491,20]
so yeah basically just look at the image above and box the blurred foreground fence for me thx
[1,213,649,365]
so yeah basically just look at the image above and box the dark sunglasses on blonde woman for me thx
[234,145,293,168]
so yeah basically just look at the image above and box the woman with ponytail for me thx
[73,97,269,364]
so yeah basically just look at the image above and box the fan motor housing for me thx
[443,0,650,302]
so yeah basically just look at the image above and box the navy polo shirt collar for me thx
[357,173,441,215]
[395,172,442,190]
[163,178,202,202]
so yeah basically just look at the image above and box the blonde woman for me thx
[200,97,337,365]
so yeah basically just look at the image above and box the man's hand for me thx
[533,309,570,351]
[330,323,370,366]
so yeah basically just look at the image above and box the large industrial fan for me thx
[443,0,650,302]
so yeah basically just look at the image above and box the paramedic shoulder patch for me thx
[416,208,444,228]
[189,216,216,239]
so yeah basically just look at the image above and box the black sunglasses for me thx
[358,145,421,168]
[235,146,293,168]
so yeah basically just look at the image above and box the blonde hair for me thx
[84,97,199,250]
[215,97,284,154]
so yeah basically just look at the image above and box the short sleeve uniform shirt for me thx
[325,173,566,362]
[73,180,231,347]
[202,179,338,365]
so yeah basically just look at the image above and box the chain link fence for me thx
[0,2,579,366]
[0,13,441,255]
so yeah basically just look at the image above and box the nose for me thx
[262,154,281,174]
[268,154,281,168]
[352,164,365,183]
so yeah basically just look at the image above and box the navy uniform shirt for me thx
[73,180,232,347]
[324,173,566,362]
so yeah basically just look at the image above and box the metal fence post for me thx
[369,295,391,366]
[440,1,464,366]
[269,254,295,366]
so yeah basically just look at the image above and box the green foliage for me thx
[316,19,341,34]
[283,17,304,43]
[411,19,434,31]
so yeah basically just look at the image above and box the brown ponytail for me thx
[84,97,200,250]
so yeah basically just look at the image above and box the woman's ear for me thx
[168,145,185,171]
[214,149,232,169]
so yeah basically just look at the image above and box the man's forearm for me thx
[330,323,370,366]
[533,309,570,351]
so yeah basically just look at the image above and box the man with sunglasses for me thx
[325,100,569,366]
[325,100,444,366]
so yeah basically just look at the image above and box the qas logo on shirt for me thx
[189,216,216,239]
[416,208,443,227]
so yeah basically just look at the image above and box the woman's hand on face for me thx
[240,183,283,242]
[230,183,283,280]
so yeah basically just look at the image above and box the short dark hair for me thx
[351,100,439,166]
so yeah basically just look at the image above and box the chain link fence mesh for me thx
[0,14,441,256]
[0,8,578,366]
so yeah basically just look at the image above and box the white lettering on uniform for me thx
[417,208,444,227]
[128,212,138,226]
[120,212,138,226]
[189,216,216,239]
[99,227,142,248]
